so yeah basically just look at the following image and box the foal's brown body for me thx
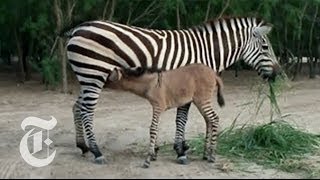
[106,63,225,168]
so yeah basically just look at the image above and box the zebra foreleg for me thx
[173,102,191,165]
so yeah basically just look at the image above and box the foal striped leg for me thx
[194,100,219,163]
[208,111,219,162]
[143,106,163,168]
[174,103,191,164]
[202,108,219,163]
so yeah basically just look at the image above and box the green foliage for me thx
[187,120,320,174]
[267,72,291,119]
[0,0,319,84]
[247,69,292,122]
[32,56,61,89]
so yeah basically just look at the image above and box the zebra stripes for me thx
[66,16,280,163]
[193,99,220,163]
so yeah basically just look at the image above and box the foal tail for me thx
[215,76,225,107]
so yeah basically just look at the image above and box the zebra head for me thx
[242,23,280,81]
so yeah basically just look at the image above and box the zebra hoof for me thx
[77,143,89,155]
[142,161,150,168]
[177,155,188,165]
[94,156,106,165]
[151,155,157,161]
[207,156,215,163]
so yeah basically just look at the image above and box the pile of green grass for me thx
[187,120,320,173]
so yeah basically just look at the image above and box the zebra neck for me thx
[156,21,250,72]
[205,19,251,72]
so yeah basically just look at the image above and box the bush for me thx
[31,56,61,89]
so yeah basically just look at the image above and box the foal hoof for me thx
[94,156,106,165]
[177,155,188,165]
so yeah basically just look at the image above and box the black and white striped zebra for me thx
[66,16,280,164]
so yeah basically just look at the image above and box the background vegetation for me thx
[1,0,319,176]
[0,0,319,91]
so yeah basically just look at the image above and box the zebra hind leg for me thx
[73,101,89,155]
[78,87,106,164]
[173,102,191,165]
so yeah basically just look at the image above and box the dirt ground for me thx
[0,70,319,179]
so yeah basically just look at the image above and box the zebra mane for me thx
[199,15,267,29]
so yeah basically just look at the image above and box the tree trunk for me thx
[59,39,68,93]
[24,39,34,81]
[14,30,25,83]
[23,53,31,81]
[54,0,68,93]
[295,1,308,79]
[309,57,316,79]
[308,5,318,79]
[108,0,115,21]
[102,0,110,20]
[176,0,180,30]
[318,43,320,75]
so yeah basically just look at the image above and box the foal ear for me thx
[108,68,122,82]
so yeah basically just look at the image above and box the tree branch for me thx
[148,13,161,28]
[308,5,318,55]
[204,0,211,21]
[50,36,59,58]
[131,0,158,25]
[126,4,133,25]
[102,0,110,20]
[218,0,230,18]
[67,0,76,24]
[176,0,180,29]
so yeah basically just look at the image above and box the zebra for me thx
[66,16,280,164]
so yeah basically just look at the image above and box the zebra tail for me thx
[216,76,225,107]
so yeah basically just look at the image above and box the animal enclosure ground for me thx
[0,70,319,179]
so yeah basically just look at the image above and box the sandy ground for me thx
[0,70,319,179]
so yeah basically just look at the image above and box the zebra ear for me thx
[253,24,273,37]
[108,68,122,82]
